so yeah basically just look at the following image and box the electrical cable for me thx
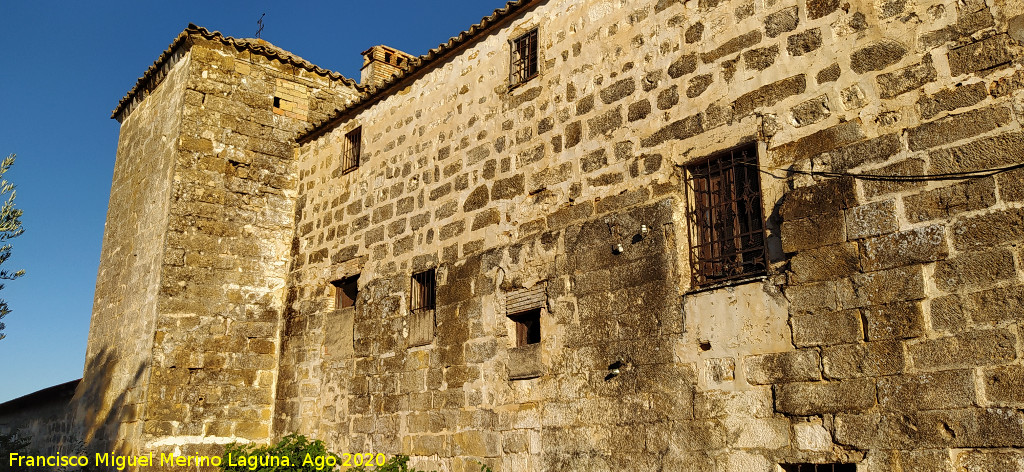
[744,160,1024,182]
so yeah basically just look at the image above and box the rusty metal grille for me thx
[342,127,361,174]
[781,464,856,472]
[411,269,436,313]
[511,29,538,86]
[685,143,767,287]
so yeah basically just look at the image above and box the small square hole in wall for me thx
[331,275,358,309]
[509,308,541,346]
[273,96,281,108]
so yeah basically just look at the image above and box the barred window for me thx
[331,275,359,309]
[510,28,538,87]
[410,269,436,313]
[342,127,361,174]
[685,143,767,287]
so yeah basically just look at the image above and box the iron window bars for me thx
[510,28,539,87]
[410,269,436,313]
[342,127,361,174]
[685,143,768,287]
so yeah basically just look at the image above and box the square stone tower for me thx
[84,24,360,457]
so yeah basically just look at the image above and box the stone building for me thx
[5,0,1024,470]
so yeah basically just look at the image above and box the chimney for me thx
[360,45,415,89]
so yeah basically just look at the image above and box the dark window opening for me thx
[384,52,392,63]
[510,28,539,86]
[342,127,361,174]
[273,96,281,108]
[509,308,541,346]
[331,275,359,308]
[781,464,856,472]
[411,269,436,313]
[685,143,767,288]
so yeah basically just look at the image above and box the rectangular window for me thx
[342,127,361,174]
[510,28,539,87]
[685,143,767,288]
[509,308,541,346]
[331,275,359,308]
[410,269,436,313]
[781,464,856,472]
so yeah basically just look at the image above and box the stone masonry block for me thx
[765,7,799,38]
[861,224,948,272]
[904,178,996,223]
[949,34,1014,76]
[918,82,988,119]
[862,158,928,198]
[952,207,1024,251]
[744,350,821,384]
[694,388,772,418]
[846,200,898,240]
[771,120,865,166]
[930,294,968,333]
[955,450,1024,472]
[776,379,876,415]
[877,55,937,99]
[829,133,901,172]
[998,167,1024,201]
[878,369,976,411]
[732,74,805,118]
[864,301,925,340]
[984,365,1024,406]
[842,265,926,308]
[701,31,762,64]
[934,247,1015,292]
[786,280,841,314]
[792,309,863,346]
[968,285,1024,323]
[932,132,1024,174]
[780,176,858,220]
[907,105,1011,151]
[780,210,846,253]
[823,340,904,378]
[850,40,907,73]
[790,242,860,283]
[909,329,1017,370]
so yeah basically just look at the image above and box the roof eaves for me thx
[297,0,540,144]
[111,24,363,122]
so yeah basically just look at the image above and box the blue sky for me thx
[0,0,508,402]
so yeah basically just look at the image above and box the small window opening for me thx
[396,57,403,66]
[342,127,361,174]
[332,275,359,308]
[384,52,392,64]
[781,464,856,472]
[273,96,281,108]
[411,269,436,312]
[509,308,541,346]
[510,28,539,86]
[685,143,767,288]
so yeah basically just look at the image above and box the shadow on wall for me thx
[71,347,147,457]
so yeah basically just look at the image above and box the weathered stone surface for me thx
[860,224,948,272]
[744,350,821,384]
[640,113,703,147]
[846,200,898,240]
[732,74,805,117]
[775,379,876,415]
[918,82,989,119]
[863,301,925,340]
[657,85,679,110]
[850,41,907,73]
[787,280,841,313]
[843,265,926,308]
[780,176,857,220]
[787,28,822,56]
[686,75,713,98]
[903,178,995,223]
[770,120,864,165]
[907,105,1011,151]
[627,99,651,121]
[807,0,840,19]
[931,132,1024,174]
[790,242,860,283]
[877,55,937,99]
[968,285,1024,323]
[909,329,1018,370]
[685,22,704,43]
[668,54,698,78]
[934,248,1015,292]
[792,309,863,346]
[701,31,762,64]
[949,34,1015,76]
[743,45,778,71]
[984,365,1024,406]
[781,210,845,253]
[952,207,1024,250]
[955,450,1024,472]
[862,158,928,199]
[588,107,623,137]
[878,370,976,410]
[823,340,904,378]
[790,94,830,127]
[998,167,1024,201]
[931,295,968,332]
[816,63,841,83]
[492,174,524,200]
[765,6,799,38]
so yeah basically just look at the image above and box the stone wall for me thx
[280,0,1024,470]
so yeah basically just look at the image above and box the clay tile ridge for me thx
[111,23,361,122]
[297,0,539,144]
